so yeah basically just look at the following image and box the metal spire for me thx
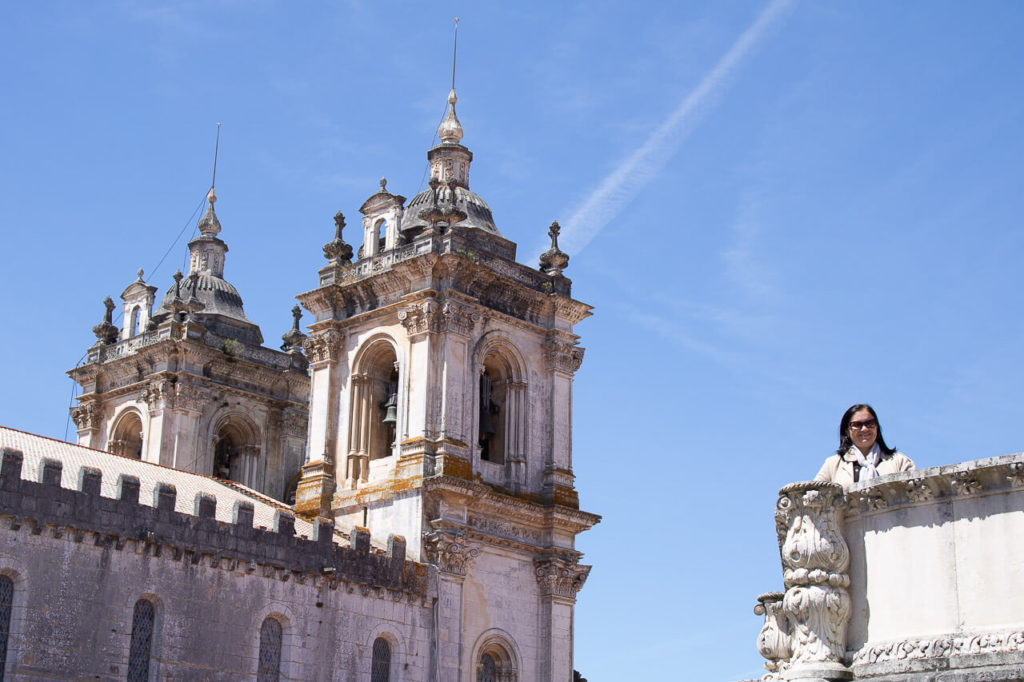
[451,17,459,91]
[437,19,464,145]
[211,122,221,193]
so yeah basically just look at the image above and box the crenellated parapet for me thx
[0,447,428,599]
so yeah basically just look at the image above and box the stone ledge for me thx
[844,453,1024,516]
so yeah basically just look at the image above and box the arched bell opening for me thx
[478,354,509,465]
[212,417,261,489]
[109,409,144,459]
[347,339,400,485]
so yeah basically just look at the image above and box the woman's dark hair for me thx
[837,403,895,457]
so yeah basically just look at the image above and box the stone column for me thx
[296,328,344,516]
[535,554,591,682]
[775,481,852,681]
[424,528,479,682]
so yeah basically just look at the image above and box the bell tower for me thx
[295,77,599,679]
[68,186,311,502]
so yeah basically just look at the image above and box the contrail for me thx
[556,0,795,256]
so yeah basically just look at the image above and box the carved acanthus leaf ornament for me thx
[423,529,479,576]
[775,482,851,671]
[542,335,584,374]
[302,329,344,367]
[71,400,102,431]
[534,555,591,599]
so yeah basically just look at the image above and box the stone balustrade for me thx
[754,454,1024,681]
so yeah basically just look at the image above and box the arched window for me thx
[347,340,399,484]
[257,617,282,682]
[477,349,526,467]
[476,645,517,682]
[0,576,13,677]
[110,410,144,459]
[212,418,260,488]
[128,598,156,682]
[371,636,391,682]
[129,306,141,337]
[375,219,388,252]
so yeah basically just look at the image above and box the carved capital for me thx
[302,329,345,367]
[398,298,441,337]
[543,334,584,374]
[423,529,479,576]
[534,555,591,600]
[174,383,207,414]
[70,400,102,432]
[441,299,479,336]
[775,481,851,671]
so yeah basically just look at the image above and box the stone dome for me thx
[401,185,500,237]
[155,273,263,344]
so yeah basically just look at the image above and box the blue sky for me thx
[3,2,1024,679]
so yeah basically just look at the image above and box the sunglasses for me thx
[849,419,877,431]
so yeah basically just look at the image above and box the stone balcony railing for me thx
[754,454,1024,681]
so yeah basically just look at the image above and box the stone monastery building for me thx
[0,81,599,681]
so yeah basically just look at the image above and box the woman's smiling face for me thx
[848,408,878,453]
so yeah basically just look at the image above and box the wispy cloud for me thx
[557,0,796,257]
[721,191,780,304]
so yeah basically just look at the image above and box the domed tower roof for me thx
[153,190,263,345]
[399,81,502,238]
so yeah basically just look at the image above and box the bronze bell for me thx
[381,390,398,425]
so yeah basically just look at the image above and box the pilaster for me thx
[424,526,479,682]
[535,553,590,682]
[296,327,344,516]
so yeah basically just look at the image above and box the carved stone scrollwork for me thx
[174,383,207,414]
[857,490,887,512]
[441,299,479,336]
[1007,462,1024,488]
[905,478,934,503]
[952,470,982,497]
[142,380,168,412]
[70,400,102,432]
[542,335,585,374]
[398,299,441,336]
[754,592,791,679]
[423,529,479,576]
[534,555,591,600]
[302,329,344,367]
[773,481,852,680]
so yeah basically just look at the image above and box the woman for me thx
[816,404,914,485]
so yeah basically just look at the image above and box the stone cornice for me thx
[843,453,1024,517]
[296,237,590,333]
[423,475,601,535]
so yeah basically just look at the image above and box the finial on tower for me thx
[539,220,570,276]
[198,123,223,237]
[437,18,464,145]
[323,211,354,265]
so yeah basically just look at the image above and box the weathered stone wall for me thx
[0,448,434,681]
